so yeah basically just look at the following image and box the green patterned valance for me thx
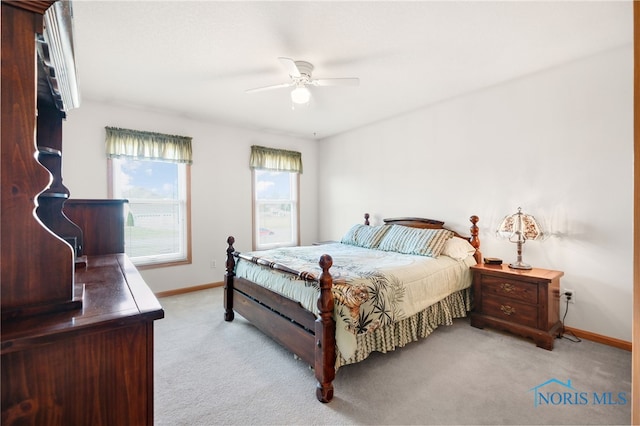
[106,127,193,164]
[250,145,302,173]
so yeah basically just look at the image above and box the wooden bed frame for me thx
[224,214,481,402]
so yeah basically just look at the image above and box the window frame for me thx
[108,158,192,269]
[252,169,300,251]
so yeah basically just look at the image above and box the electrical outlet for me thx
[563,289,575,304]
[210,260,217,269]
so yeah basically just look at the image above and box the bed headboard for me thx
[382,217,445,229]
[363,213,482,263]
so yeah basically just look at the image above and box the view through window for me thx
[253,169,299,249]
[110,157,190,267]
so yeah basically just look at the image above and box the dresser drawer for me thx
[480,275,538,304]
[481,297,538,328]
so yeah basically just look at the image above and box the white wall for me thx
[318,46,633,342]
[62,102,318,294]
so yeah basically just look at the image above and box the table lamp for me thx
[496,207,545,270]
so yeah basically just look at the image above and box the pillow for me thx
[377,225,454,257]
[340,224,390,249]
[441,237,477,260]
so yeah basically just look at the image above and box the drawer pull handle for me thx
[500,305,516,316]
[500,283,514,293]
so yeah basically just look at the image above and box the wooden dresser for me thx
[469,263,563,350]
[1,255,163,425]
[1,2,164,424]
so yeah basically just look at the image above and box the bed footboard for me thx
[223,236,337,402]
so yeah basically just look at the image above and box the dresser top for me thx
[1,254,164,354]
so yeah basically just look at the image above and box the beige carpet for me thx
[154,287,631,425]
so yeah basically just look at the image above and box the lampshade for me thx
[496,207,545,270]
[291,85,311,105]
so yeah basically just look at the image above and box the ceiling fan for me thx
[245,57,359,105]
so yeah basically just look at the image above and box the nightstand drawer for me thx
[482,297,538,328]
[481,276,538,304]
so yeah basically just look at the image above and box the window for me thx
[253,170,299,249]
[106,127,192,268]
[250,145,302,250]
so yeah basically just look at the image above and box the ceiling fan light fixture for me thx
[245,57,359,107]
[291,85,311,105]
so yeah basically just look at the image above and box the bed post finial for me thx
[224,236,236,322]
[315,254,336,403]
[364,213,370,226]
[469,216,482,263]
[226,236,235,270]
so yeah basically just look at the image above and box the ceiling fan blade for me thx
[312,78,360,87]
[245,82,293,94]
[278,57,301,78]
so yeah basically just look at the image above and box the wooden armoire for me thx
[1,1,164,425]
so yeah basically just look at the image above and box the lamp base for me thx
[509,261,532,270]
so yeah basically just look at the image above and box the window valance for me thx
[249,145,303,173]
[105,127,193,164]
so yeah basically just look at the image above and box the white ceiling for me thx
[71,1,633,140]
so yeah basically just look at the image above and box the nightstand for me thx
[469,263,563,350]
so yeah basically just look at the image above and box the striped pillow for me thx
[377,225,454,257]
[340,224,390,249]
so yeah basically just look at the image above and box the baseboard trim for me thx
[155,282,224,298]
[564,326,631,351]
